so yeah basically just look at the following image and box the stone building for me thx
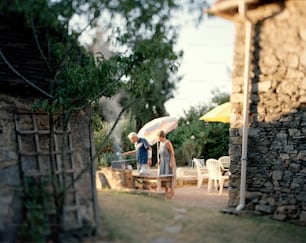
[0,14,98,241]
[209,0,306,224]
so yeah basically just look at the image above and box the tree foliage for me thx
[95,0,207,130]
[1,0,206,114]
[1,0,208,150]
[168,90,230,166]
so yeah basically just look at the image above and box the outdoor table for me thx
[132,170,173,192]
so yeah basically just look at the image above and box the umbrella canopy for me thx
[138,116,178,145]
[199,102,231,123]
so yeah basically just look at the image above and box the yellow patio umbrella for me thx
[199,102,231,123]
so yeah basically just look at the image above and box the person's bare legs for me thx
[162,181,169,197]
[165,181,175,199]
[168,178,175,199]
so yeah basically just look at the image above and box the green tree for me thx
[211,88,230,105]
[94,0,207,130]
[168,90,230,166]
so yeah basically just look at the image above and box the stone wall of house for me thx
[229,0,306,224]
[0,94,97,241]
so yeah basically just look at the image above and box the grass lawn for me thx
[92,190,306,243]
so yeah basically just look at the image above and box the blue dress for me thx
[159,141,173,175]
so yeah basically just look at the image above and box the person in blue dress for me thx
[156,130,176,199]
[123,132,152,173]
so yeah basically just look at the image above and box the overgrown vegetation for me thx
[19,176,53,242]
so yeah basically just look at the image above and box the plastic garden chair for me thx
[206,158,229,194]
[193,158,208,189]
[218,156,230,172]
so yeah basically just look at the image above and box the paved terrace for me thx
[96,166,229,210]
[96,166,203,190]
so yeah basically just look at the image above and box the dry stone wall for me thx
[0,93,97,241]
[229,0,306,224]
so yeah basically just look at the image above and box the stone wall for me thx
[0,94,97,241]
[229,0,306,224]
[96,167,134,189]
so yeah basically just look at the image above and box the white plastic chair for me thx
[191,158,205,168]
[218,156,230,172]
[206,158,229,194]
[176,167,185,187]
[193,158,208,189]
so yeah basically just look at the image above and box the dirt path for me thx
[171,185,229,210]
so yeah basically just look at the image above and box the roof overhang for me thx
[206,0,283,21]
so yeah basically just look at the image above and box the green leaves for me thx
[19,176,52,242]
[4,0,208,124]
[51,53,122,112]
[168,93,230,166]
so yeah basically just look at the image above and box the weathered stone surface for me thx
[255,204,275,214]
[229,0,306,223]
[0,94,97,238]
[272,170,283,181]
[300,211,306,222]
[0,166,20,186]
[299,28,306,41]
[297,151,306,160]
[300,47,306,66]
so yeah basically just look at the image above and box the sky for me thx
[75,4,235,119]
[165,16,235,118]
